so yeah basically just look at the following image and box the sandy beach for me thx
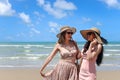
[0,68,119,80]
[97,70,120,80]
[0,68,42,80]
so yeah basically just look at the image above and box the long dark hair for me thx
[83,41,103,66]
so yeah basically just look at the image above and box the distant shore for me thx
[0,68,120,80]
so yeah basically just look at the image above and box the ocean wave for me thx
[0,53,60,60]
[0,65,40,68]
[25,53,49,57]
[105,49,120,52]
[101,63,120,67]
[0,44,45,47]
[104,44,120,46]
[44,46,53,49]
[104,54,111,57]
[0,44,54,49]
[0,57,20,60]
[104,53,120,57]
[0,56,47,60]
[0,65,15,68]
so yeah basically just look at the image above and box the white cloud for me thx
[82,17,91,23]
[49,21,58,27]
[0,0,15,16]
[48,21,60,33]
[6,36,14,41]
[31,28,40,34]
[54,0,77,10]
[34,11,45,25]
[50,27,57,34]
[19,12,31,24]
[16,32,26,37]
[29,28,40,37]
[18,12,41,37]
[44,2,67,18]
[37,0,45,6]
[100,0,120,9]
[96,21,102,26]
[37,0,77,18]
[34,11,45,18]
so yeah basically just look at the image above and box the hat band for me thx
[94,31,100,36]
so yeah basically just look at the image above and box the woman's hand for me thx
[90,38,98,47]
[40,69,45,77]
[40,72,45,77]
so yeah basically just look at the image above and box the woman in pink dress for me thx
[40,26,81,80]
[79,27,108,80]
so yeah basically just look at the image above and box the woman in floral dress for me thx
[40,26,81,80]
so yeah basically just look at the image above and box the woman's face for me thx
[65,29,73,41]
[87,32,96,41]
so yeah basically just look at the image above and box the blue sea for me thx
[0,42,120,71]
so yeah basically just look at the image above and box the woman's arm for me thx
[87,41,102,60]
[40,43,59,76]
[77,49,81,59]
[73,41,81,59]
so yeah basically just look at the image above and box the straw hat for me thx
[80,27,103,44]
[57,26,76,38]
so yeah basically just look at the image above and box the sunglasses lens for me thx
[67,32,73,35]
[87,32,92,35]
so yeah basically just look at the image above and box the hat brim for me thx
[80,30,103,44]
[57,27,76,38]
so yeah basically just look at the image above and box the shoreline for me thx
[0,68,119,80]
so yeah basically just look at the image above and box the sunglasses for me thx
[87,32,93,35]
[66,32,73,35]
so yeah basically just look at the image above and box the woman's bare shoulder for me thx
[55,42,61,48]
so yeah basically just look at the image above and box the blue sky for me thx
[0,0,120,42]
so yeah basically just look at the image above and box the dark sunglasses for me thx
[66,32,73,35]
[87,32,93,35]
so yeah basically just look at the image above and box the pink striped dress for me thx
[79,48,97,80]
[43,43,78,80]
